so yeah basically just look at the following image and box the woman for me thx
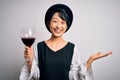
[20,4,112,80]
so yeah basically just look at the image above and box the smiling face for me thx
[49,12,67,38]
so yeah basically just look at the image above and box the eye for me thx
[53,20,57,23]
[52,19,58,23]
[61,21,66,25]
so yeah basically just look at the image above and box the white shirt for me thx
[19,45,94,80]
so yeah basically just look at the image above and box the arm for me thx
[19,46,40,80]
[69,46,94,80]
[69,46,112,80]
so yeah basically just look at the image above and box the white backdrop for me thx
[0,0,120,80]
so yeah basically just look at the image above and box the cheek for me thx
[64,25,67,31]
[49,21,56,28]
[49,22,53,29]
[49,24,54,30]
[49,24,55,32]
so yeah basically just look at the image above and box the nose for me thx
[56,22,61,28]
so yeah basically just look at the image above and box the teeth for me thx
[55,29,61,33]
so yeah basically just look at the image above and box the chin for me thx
[54,34,62,38]
[52,33,63,38]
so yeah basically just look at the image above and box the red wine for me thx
[21,37,35,47]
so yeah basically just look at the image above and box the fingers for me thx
[97,51,112,56]
[91,51,112,61]
[24,46,34,61]
[96,52,101,54]
[102,51,112,57]
[25,46,32,52]
[106,51,112,55]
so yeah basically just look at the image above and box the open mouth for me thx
[54,29,62,33]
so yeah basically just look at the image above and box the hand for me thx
[86,51,112,70]
[24,46,34,72]
[24,46,34,62]
[89,51,112,62]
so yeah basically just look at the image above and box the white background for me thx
[0,0,120,80]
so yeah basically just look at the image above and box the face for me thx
[49,12,67,38]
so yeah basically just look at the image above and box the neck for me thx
[50,36,64,42]
[47,35,66,44]
[45,35,68,52]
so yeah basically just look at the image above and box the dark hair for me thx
[45,4,73,32]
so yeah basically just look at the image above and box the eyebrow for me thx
[52,17,66,22]
[51,18,58,20]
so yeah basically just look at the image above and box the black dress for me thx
[37,41,75,80]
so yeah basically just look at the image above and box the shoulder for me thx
[68,42,78,48]
[37,41,45,47]
[37,41,44,44]
[67,42,78,52]
[68,42,79,52]
[68,41,75,46]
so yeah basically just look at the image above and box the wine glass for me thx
[21,27,35,47]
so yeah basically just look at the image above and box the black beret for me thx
[45,4,73,32]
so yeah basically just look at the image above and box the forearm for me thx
[27,61,32,73]
[86,58,94,70]
[20,59,40,80]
